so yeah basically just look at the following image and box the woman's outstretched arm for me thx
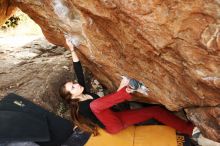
[65,38,89,93]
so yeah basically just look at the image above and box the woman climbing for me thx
[59,37,220,146]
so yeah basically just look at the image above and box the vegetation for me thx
[1,15,21,29]
[0,9,42,36]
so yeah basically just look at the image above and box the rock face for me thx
[0,0,220,142]
[186,107,220,141]
[0,0,17,26]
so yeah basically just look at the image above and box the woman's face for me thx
[65,82,84,99]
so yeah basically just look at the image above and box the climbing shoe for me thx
[192,127,220,146]
[128,78,149,96]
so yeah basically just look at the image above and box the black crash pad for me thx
[0,93,73,146]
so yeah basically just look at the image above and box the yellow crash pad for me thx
[85,125,178,146]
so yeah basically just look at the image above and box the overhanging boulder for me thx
[0,0,219,142]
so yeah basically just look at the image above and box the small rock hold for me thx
[100,0,117,9]
[62,66,69,70]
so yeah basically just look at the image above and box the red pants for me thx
[90,87,194,136]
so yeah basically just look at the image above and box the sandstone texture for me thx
[0,0,220,142]
[0,0,17,26]
[186,107,220,142]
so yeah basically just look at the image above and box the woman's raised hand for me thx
[65,34,80,62]
[65,37,75,52]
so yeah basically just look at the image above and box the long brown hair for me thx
[59,82,99,136]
